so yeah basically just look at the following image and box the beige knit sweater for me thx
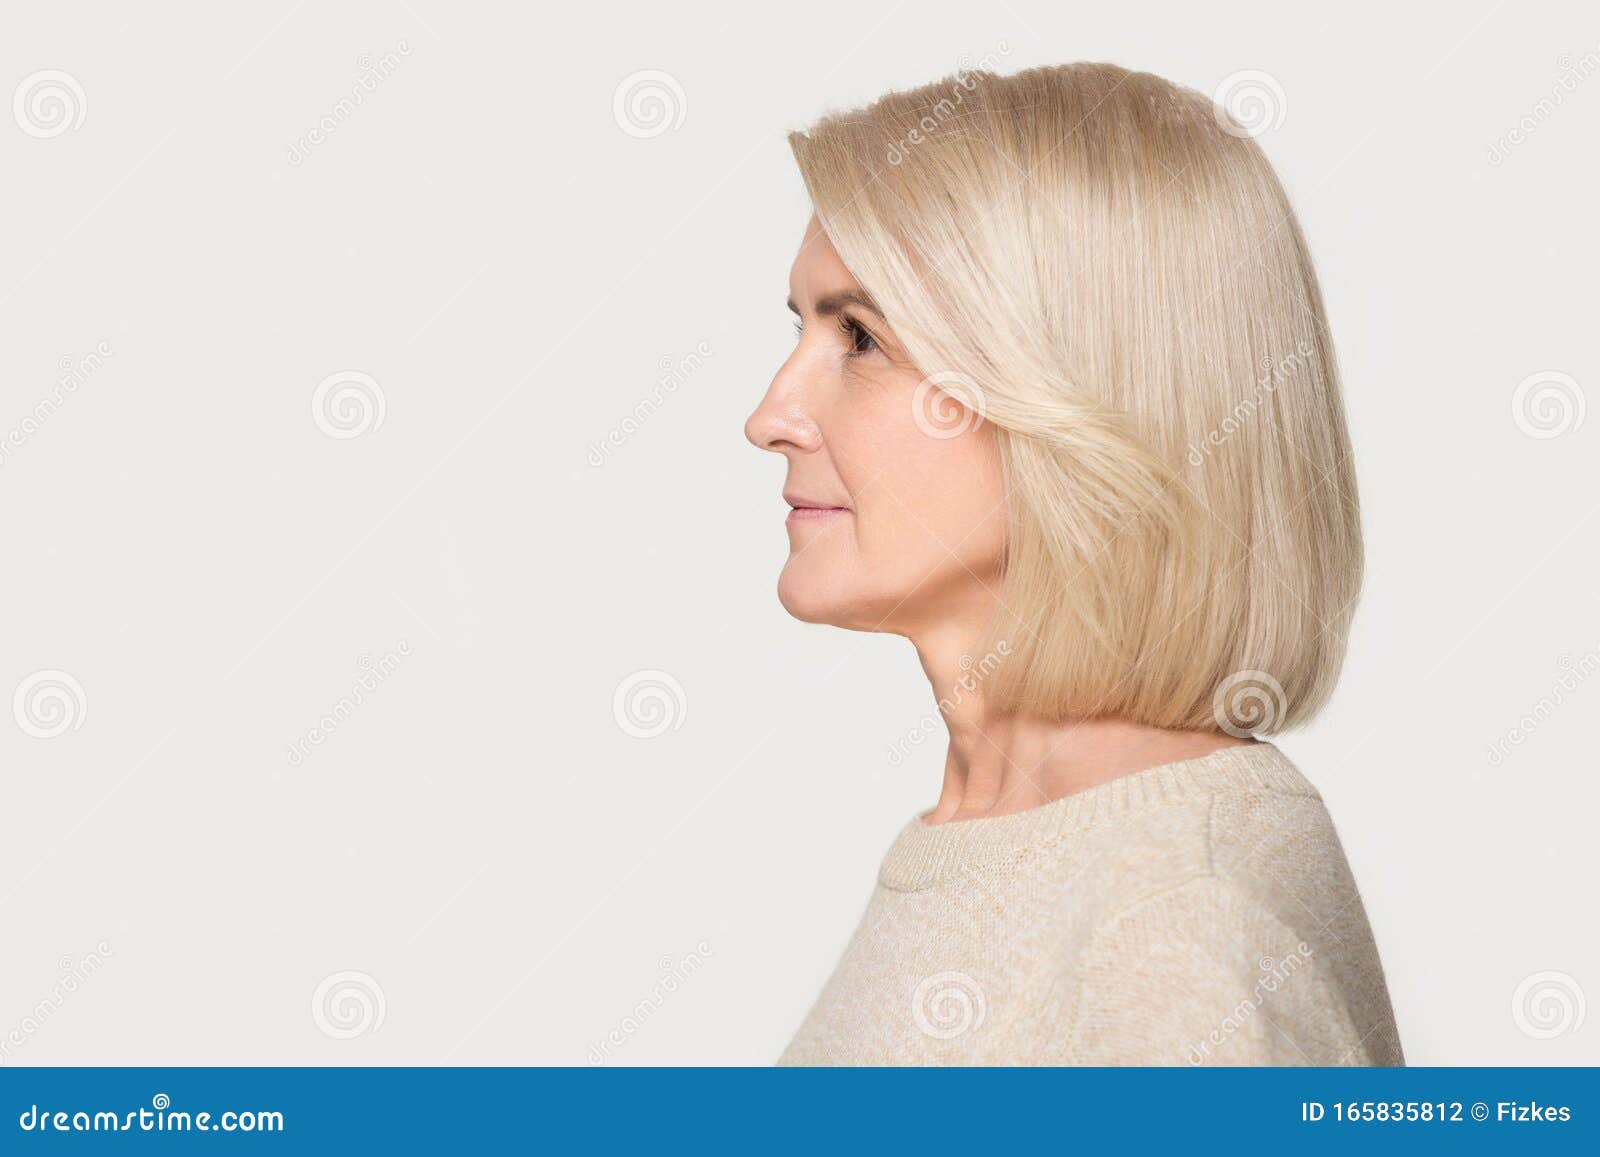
[779,743,1402,1065]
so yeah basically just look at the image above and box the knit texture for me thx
[778,743,1403,1065]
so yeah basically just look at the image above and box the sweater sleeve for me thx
[1066,873,1378,1066]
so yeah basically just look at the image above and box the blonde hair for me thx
[789,62,1361,734]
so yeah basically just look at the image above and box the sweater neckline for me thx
[876,741,1316,892]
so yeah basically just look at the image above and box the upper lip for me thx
[784,493,848,510]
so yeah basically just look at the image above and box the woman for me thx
[746,62,1403,1065]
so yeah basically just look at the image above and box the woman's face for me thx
[745,218,1008,639]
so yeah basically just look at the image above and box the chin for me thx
[775,557,870,626]
[775,565,902,634]
[775,569,843,626]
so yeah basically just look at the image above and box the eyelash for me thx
[792,314,881,357]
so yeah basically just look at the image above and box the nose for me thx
[744,350,822,455]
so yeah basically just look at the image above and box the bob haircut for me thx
[788,62,1361,735]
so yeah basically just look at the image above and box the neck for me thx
[910,627,1253,825]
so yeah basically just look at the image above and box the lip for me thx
[786,506,848,523]
[784,493,849,523]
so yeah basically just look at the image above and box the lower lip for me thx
[787,506,848,524]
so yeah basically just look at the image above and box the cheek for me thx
[846,408,1008,577]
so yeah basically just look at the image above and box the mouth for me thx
[784,494,850,524]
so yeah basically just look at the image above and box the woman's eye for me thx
[842,317,879,355]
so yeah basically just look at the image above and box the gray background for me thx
[2,0,1596,1065]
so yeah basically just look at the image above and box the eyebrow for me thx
[786,289,884,319]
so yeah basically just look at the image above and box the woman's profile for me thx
[746,62,1403,1066]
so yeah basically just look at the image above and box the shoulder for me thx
[1012,748,1402,1064]
[1055,753,1402,1065]
[1066,872,1378,1064]
[1080,747,1356,929]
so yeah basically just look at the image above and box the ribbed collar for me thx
[877,742,1316,893]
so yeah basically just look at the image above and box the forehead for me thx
[788,217,858,297]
